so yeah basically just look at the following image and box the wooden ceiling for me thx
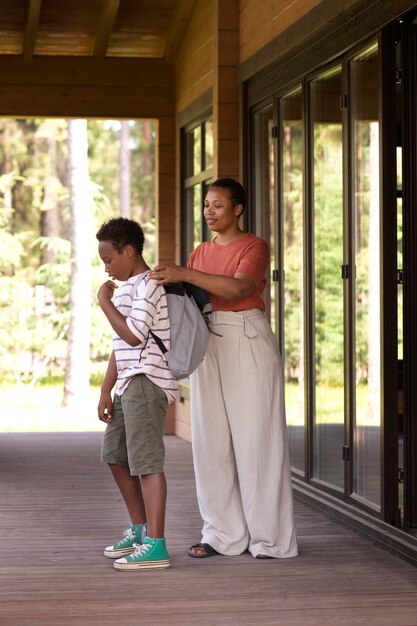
[0,0,196,62]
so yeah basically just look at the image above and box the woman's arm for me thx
[148,264,255,301]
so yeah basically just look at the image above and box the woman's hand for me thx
[148,264,187,285]
[150,265,255,301]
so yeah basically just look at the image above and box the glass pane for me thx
[311,66,345,489]
[193,184,202,248]
[185,126,202,177]
[280,87,305,474]
[185,185,202,257]
[253,106,276,331]
[205,119,214,169]
[193,126,202,175]
[351,43,381,507]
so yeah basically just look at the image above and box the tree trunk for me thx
[119,120,131,217]
[39,121,60,264]
[63,119,92,407]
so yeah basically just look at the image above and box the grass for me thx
[285,381,381,427]
[0,383,106,433]
[1,380,381,433]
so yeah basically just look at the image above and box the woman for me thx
[149,178,298,559]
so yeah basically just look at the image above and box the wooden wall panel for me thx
[218,103,239,139]
[165,402,176,435]
[174,395,192,442]
[172,0,239,432]
[0,57,174,118]
[240,0,324,63]
[156,117,176,266]
[213,0,239,180]
[0,85,173,118]
[0,57,172,86]
[175,0,214,114]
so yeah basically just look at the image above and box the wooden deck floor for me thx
[1,433,417,626]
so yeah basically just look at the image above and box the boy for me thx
[96,217,177,571]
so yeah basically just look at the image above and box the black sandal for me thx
[188,543,219,558]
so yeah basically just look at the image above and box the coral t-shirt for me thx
[188,233,269,312]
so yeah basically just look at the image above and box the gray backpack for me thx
[132,272,211,379]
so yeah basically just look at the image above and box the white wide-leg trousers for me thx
[190,309,298,558]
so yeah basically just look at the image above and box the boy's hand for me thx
[98,390,113,424]
[97,280,118,304]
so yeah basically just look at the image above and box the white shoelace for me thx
[120,528,134,543]
[132,542,151,556]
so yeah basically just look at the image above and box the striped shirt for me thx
[112,272,178,404]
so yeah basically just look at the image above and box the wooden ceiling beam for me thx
[163,0,197,62]
[93,0,121,58]
[0,56,173,88]
[23,0,43,61]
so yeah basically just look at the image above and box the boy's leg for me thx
[101,393,147,558]
[140,471,167,538]
[108,463,146,525]
[113,375,170,570]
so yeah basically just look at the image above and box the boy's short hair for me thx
[96,217,145,255]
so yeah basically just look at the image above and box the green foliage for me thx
[0,118,156,389]
[0,228,24,274]
[313,124,344,385]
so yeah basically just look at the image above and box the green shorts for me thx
[101,374,168,475]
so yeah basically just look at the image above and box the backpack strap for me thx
[149,330,167,354]
[131,270,167,353]
[131,269,152,295]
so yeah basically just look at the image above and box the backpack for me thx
[132,272,212,379]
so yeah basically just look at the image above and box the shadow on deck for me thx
[1,432,417,625]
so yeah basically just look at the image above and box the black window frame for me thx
[180,111,214,264]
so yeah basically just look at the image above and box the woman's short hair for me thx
[209,178,247,212]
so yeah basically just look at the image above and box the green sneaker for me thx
[113,536,171,570]
[104,523,147,559]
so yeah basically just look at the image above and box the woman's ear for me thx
[124,244,135,257]
[234,204,243,217]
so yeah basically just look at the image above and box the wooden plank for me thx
[213,0,240,180]
[1,432,417,625]
[164,0,198,61]
[239,0,323,62]
[174,0,213,113]
[157,145,176,175]
[156,113,175,265]
[217,104,239,139]
[93,0,121,58]
[0,85,174,119]
[0,57,173,87]
[23,0,42,60]
[218,68,239,103]
[157,230,176,264]
[34,0,102,57]
[216,138,240,179]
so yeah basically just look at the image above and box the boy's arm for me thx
[97,280,141,346]
[98,350,117,424]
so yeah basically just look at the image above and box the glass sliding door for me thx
[310,66,345,489]
[280,87,305,474]
[253,104,277,331]
[350,43,381,508]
